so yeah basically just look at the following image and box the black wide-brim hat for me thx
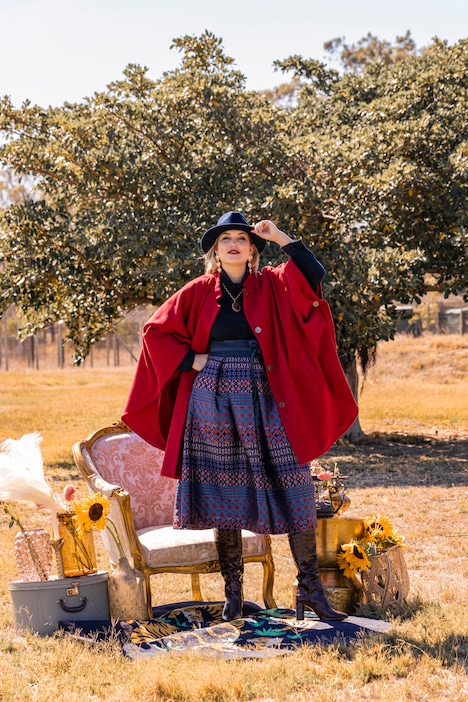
[200,211,266,254]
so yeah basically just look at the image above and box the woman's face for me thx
[215,230,253,267]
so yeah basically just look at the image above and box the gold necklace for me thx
[222,283,243,312]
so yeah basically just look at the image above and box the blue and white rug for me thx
[60,600,391,660]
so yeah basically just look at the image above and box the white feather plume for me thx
[0,432,63,512]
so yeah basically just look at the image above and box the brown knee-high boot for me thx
[215,528,244,621]
[288,530,347,621]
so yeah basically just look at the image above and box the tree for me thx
[0,33,467,445]
[0,32,291,361]
[324,30,420,72]
[273,38,468,436]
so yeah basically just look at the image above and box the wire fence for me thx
[0,298,466,371]
[0,305,153,371]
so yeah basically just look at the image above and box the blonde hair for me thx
[203,237,260,274]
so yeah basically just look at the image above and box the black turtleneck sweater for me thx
[178,240,325,370]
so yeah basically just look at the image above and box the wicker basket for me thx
[353,544,410,609]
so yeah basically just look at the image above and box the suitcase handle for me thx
[58,597,88,613]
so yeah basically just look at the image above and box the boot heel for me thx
[289,531,348,621]
[296,601,305,620]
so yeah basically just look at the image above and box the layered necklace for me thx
[222,282,244,312]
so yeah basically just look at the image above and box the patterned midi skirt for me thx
[174,340,317,534]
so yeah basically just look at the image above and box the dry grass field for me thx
[0,334,467,701]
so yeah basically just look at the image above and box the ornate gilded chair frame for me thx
[72,424,276,618]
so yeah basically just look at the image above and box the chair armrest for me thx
[72,434,159,573]
[89,484,147,571]
[86,471,121,498]
[73,442,146,570]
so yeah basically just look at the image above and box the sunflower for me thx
[337,541,371,579]
[74,493,110,532]
[363,514,403,546]
[362,526,383,545]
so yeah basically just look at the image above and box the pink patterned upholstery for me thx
[73,425,277,612]
[90,433,175,531]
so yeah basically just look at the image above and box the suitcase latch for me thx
[66,582,80,597]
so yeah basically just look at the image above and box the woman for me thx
[122,211,358,621]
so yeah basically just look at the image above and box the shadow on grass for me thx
[379,630,468,670]
[355,595,427,622]
[47,462,81,483]
[326,435,468,487]
[335,598,468,671]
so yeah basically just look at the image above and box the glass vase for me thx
[108,557,148,621]
[57,512,97,577]
[14,528,52,582]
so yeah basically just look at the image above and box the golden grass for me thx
[0,334,468,701]
[0,367,133,468]
[358,334,468,437]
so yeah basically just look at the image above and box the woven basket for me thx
[353,544,410,609]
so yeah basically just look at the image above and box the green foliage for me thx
[0,32,467,371]
[275,37,468,364]
[0,32,289,361]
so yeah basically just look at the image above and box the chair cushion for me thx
[136,527,271,568]
[90,433,176,531]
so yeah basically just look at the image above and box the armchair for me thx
[72,423,276,618]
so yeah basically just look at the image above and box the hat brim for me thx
[200,224,266,254]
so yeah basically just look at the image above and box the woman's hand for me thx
[192,353,208,372]
[251,220,294,247]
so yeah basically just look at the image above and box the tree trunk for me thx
[342,355,366,442]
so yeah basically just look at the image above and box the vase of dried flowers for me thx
[311,462,351,517]
[0,433,63,579]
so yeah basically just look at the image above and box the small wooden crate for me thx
[356,545,410,609]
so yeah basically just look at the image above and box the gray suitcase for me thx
[9,570,109,635]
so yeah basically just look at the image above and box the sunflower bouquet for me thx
[55,486,97,577]
[73,493,148,621]
[337,514,404,579]
[72,492,126,559]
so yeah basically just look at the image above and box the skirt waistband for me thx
[209,339,262,358]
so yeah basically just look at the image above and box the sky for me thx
[1,0,467,107]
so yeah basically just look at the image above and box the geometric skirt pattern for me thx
[174,344,317,534]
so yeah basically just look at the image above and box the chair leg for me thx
[190,573,203,601]
[144,573,152,619]
[261,551,277,610]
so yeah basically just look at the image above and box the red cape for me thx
[122,260,358,478]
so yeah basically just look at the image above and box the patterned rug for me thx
[60,601,391,660]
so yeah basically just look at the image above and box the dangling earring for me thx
[247,255,253,274]
[215,253,222,273]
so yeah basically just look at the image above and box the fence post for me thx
[1,316,6,370]
[113,332,120,366]
[57,322,65,368]
[34,335,39,370]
